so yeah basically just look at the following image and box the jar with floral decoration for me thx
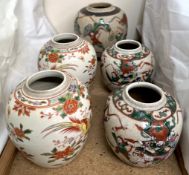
[38,33,97,87]
[6,70,91,168]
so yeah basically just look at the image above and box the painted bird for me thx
[42,117,90,138]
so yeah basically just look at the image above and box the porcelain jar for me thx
[74,2,128,56]
[6,70,91,168]
[101,40,155,90]
[104,82,183,167]
[38,33,97,87]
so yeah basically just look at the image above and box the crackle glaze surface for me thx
[104,85,183,167]
[101,42,154,90]
[38,35,97,87]
[74,3,128,56]
[6,72,91,168]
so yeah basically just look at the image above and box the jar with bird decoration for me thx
[38,33,97,88]
[5,70,91,168]
[104,82,183,167]
[74,2,128,57]
[101,39,155,90]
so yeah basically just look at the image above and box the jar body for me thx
[101,40,154,90]
[104,82,183,167]
[6,71,91,168]
[38,33,97,87]
[74,3,128,56]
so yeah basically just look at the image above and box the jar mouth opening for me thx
[89,2,111,9]
[128,86,162,104]
[124,82,166,111]
[52,33,79,45]
[26,70,65,93]
[116,40,141,51]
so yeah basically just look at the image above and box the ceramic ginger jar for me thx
[6,70,91,168]
[101,40,155,90]
[104,82,183,167]
[38,33,97,87]
[74,2,128,56]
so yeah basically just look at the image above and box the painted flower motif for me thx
[78,43,89,54]
[13,100,35,117]
[89,57,96,66]
[54,147,74,159]
[83,55,96,75]
[8,123,32,142]
[48,53,59,63]
[41,146,74,163]
[63,99,78,115]
[54,93,83,118]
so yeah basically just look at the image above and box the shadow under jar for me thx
[5,70,91,168]
[104,82,183,167]
[74,2,128,57]
[101,39,155,90]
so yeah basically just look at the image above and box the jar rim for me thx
[86,2,115,13]
[23,70,68,98]
[114,39,142,55]
[52,33,80,45]
[123,82,167,111]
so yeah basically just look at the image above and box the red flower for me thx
[48,53,59,63]
[63,99,78,114]
[14,128,25,138]
[89,57,96,66]
[149,121,169,141]
[79,44,90,54]
[13,100,35,117]
[54,146,74,159]
[121,60,134,74]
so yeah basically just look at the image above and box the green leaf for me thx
[61,113,66,118]
[75,96,80,100]
[25,136,30,141]
[66,93,72,99]
[52,147,57,153]
[56,106,62,111]
[131,111,152,122]
[41,153,52,156]
[20,123,23,129]
[48,160,55,163]
[24,129,32,134]
[58,97,66,103]
[18,138,23,142]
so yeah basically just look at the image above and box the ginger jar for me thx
[104,82,183,167]
[74,2,128,56]
[6,70,91,168]
[38,33,97,87]
[101,40,155,90]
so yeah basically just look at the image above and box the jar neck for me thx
[50,33,82,49]
[23,70,71,98]
[86,2,115,13]
[123,82,167,111]
[114,39,143,55]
